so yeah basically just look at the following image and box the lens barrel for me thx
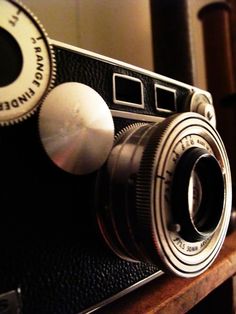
[97,112,232,277]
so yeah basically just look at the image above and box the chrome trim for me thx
[79,270,163,314]
[50,39,211,98]
[111,109,164,123]
[112,73,144,108]
[155,84,177,113]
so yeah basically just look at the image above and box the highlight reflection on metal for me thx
[39,82,114,175]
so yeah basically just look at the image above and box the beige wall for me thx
[23,0,154,71]
[23,0,227,88]
[23,0,79,46]
[77,0,154,70]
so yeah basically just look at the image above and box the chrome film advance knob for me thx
[39,82,114,175]
[0,0,55,124]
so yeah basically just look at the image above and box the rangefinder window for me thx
[113,73,144,108]
[155,84,177,113]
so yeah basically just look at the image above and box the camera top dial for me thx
[39,82,115,175]
[0,0,55,125]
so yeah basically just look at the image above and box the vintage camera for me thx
[0,1,232,313]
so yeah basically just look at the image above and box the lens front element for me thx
[172,147,224,242]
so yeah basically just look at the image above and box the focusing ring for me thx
[135,113,231,276]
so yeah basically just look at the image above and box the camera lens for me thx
[97,112,231,277]
[0,27,23,87]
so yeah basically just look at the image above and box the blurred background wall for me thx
[23,0,154,71]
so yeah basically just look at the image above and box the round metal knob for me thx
[187,92,216,127]
[39,82,114,175]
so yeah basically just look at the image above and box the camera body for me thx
[0,1,232,314]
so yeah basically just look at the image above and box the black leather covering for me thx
[0,45,168,314]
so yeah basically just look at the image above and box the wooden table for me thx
[98,231,236,313]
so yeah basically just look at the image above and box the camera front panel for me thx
[0,1,232,313]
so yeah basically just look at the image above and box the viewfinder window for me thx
[113,74,144,108]
[155,84,176,112]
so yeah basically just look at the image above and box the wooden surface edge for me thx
[100,231,236,313]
